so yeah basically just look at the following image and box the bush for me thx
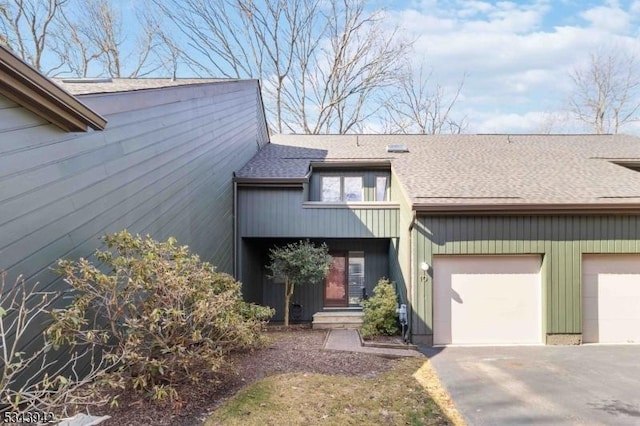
[1,273,114,419]
[360,278,399,339]
[48,231,274,402]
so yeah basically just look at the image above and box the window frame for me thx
[375,175,389,201]
[320,175,342,202]
[320,174,364,202]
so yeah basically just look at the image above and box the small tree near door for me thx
[267,240,332,326]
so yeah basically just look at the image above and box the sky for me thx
[379,0,640,134]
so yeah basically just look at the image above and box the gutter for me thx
[233,173,238,279]
[233,177,308,186]
[0,46,106,131]
[412,202,640,215]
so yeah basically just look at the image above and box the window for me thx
[376,176,388,201]
[344,177,363,201]
[321,176,341,202]
[320,176,363,202]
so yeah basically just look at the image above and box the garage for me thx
[433,255,543,345]
[582,254,640,344]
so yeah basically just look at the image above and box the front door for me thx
[324,253,348,307]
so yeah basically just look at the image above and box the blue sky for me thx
[108,0,640,134]
[379,0,640,133]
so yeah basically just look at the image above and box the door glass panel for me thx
[325,255,347,306]
[344,177,363,201]
[348,252,365,305]
[321,176,341,202]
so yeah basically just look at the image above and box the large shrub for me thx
[48,231,274,401]
[0,273,113,419]
[360,278,399,339]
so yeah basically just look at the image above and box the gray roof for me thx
[237,134,640,206]
[53,78,235,95]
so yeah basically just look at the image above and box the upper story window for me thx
[321,176,363,202]
[376,176,388,201]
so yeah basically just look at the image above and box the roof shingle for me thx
[236,134,640,206]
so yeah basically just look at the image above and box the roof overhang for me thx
[310,160,392,169]
[413,203,640,215]
[0,46,106,132]
[234,177,308,187]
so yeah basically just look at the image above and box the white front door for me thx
[433,255,543,345]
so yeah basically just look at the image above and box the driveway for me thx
[422,345,640,425]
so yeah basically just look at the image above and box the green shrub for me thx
[360,278,399,339]
[48,231,274,402]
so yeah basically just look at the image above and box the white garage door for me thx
[582,254,640,344]
[433,255,543,345]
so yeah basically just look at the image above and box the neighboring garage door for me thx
[582,254,640,344]
[433,255,543,345]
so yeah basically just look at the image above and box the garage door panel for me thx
[434,255,542,345]
[582,255,640,344]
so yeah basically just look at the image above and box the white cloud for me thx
[384,0,640,134]
[580,4,632,33]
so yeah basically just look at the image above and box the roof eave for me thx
[413,203,640,215]
[234,176,308,186]
[0,46,107,132]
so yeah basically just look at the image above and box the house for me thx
[0,46,268,350]
[4,44,640,349]
[235,134,640,346]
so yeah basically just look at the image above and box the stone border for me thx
[358,330,418,350]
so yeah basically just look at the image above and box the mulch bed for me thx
[94,327,401,425]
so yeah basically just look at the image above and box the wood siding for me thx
[413,215,640,337]
[388,172,413,322]
[238,187,399,238]
[0,81,268,303]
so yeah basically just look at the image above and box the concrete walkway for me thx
[323,329,423,358]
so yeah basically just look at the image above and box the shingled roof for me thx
[236,134,640,209]
[54,78,235,95]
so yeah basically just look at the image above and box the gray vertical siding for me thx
[413,215,640,337]
[0,80,268,302]
[238,187,399,238]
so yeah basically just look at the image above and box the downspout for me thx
[407,210,417,343]
[233,172,238,279]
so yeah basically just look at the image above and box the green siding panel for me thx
[238,188,400,238]
[413,215,640,337]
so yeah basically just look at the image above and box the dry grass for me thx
[205,357,465,426]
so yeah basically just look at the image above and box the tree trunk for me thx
[284,277,291,327]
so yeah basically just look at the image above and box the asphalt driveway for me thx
[422,345,640,425]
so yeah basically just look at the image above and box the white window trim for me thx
[320,175,364,202]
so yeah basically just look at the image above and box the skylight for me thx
[386,144,409,153]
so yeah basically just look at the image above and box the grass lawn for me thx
[205,357,464,426]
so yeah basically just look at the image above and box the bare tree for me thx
[296,0,411,134]
[383,62,467,134]
[0,0,67,73]
[568,46,640,134]
[154,0,411,134]
[52,0,165,78]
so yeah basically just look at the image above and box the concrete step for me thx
[312,311,363,330]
